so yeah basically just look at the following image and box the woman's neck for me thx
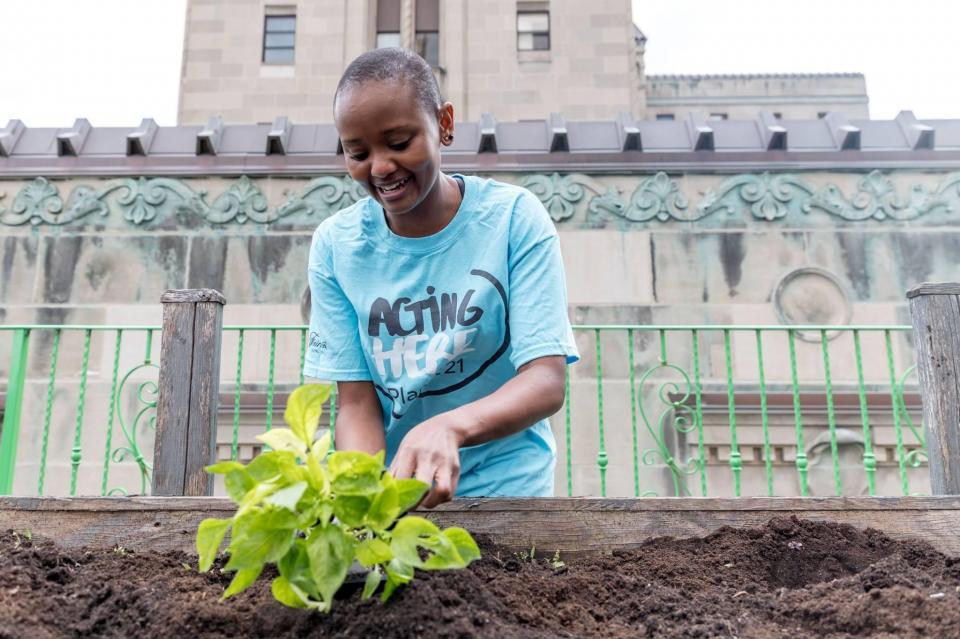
[384,173,463,238]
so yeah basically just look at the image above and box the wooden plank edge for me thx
[3,495,960,512]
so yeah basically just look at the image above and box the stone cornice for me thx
[1,113,958,177]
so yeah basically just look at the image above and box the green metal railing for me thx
[0,324,925,498]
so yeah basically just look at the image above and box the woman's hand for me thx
[389,412,466,508]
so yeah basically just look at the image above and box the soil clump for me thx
[1,516,959,638]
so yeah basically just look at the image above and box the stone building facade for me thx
[178,0,645,124]
[1,114,955,498]
[177,0,867,125]
[647,73,870,122]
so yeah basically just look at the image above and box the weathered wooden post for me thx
[153,289,225,496]
[907,283,960,494]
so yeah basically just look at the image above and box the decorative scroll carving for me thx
[627,172,691,222]
[2,171,958,227]
[521,172,607,222]
[807,170,949,221]
[275,176,366,222]
[1,178,66,225]
[204,175,270,224]
[698,172,815,221]
[583,172,690,224]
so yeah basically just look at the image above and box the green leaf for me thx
[362,568,381,600]
[328,451,382,496]
[225,509,297,571]
[278,538,318,598]
[256,428,308,455]
[271,576,310,609]
[381,559,414,602]
[442,527,481,564]
[223,469,256,503]
[332,495,372,528]
[390,515,441,568]
[284,384,332,446]
[356,538,393,567]
[196,518,232,572]
[306,524,356,604]
[205,460,246,475]
[312,431,332,462]
[265,480,308,511]
[246,451,299,483]
[222,565,263,599]
[236,481,281,515]
[365,482,400,532]
[395,478,429,513]
[307,441,329,492]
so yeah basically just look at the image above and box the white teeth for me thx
[378,177,409,193]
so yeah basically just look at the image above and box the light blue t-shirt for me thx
[304,175,579,497]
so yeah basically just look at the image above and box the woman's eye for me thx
[347,151,368,161]
[389,139,411,151]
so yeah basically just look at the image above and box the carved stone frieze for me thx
[1,171,958,228]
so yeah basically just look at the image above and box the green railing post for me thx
[0,329,30,495]
[594,329,607,496]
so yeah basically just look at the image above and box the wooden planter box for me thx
[2,496,959,555]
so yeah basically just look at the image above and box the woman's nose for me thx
[370,154,397,178]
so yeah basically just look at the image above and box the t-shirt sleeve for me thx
[507,190,580,370]
[303,225,372,381]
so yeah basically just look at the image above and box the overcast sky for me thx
[1,0,957,126]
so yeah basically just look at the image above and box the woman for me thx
[304,47,578,507]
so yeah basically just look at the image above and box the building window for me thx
[517,10,550,51]
[708,113,728,121]
[262,14,296,64]
[376,32,401,48]
[376,0,401,49]
[415,0,439,66]
[655,113,675,121]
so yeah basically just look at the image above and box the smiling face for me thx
[335,79,454,223]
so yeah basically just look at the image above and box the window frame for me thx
[415,30,440,67]
[262,13,296,65]
[516,10,550,52]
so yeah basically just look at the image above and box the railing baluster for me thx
[722,329,741,496]
[69,329,92,496]
[884,329,910,494]
[788,329,809,496]
[852,330,877,495]
[99,330,122,496]
[298,328,306,387]
[691,329,706,496]
[564,365,572,497]
[38,329,61,495]
[232,329,244,461]
[265,328,277,431]
[755,329,773,496]
[627,328,639,497]
[0,329,31,495]
[594,328,607,497]
[820,329,842,496]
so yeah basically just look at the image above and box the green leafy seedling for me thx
[196,383,481,612]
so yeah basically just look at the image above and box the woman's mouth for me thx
[376,177,411,201]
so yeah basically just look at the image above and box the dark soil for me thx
[2,517,960,638]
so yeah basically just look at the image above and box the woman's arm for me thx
[389,355,566,507]
[333,380,386,456]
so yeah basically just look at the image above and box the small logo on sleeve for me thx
[309,332,328,353]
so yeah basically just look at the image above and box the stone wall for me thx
[3,168,954,497]
[647,74,870,120]
[178,0,641,124]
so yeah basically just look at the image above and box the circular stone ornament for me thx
[772,267,853,342]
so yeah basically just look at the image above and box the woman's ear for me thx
[438,101,455,146]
